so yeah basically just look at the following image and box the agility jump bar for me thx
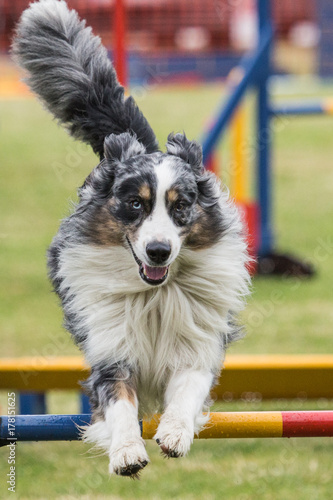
[2,354,333,399]
[271,99,333,117]
[1,411,333,446]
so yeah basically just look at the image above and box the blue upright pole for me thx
[19,392,47,414]
[80,393,91,413]
[257,0,273,256]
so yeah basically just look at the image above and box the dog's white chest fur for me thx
[58,235,247,415]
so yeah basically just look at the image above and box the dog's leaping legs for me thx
[154,369,214,458]
[106,396,149,477]
[83,364,149,478]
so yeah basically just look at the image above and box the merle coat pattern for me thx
[12,0,250,478]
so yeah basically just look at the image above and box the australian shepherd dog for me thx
[13,0,250,478]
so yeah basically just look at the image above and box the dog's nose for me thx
[146,241,171,265]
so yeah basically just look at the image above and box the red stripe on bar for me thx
[282,411,333,437]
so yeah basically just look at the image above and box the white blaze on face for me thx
[133,158,182,266]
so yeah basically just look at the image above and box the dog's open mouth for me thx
[126,237,169,286]
[140,263,169,285]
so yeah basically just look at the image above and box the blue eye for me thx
[130,200,142,210]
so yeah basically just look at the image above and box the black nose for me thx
[146,241,171,265]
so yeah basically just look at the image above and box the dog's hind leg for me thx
[82,363,149,478]
[154,369,214,458]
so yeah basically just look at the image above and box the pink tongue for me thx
[143,264,168,281]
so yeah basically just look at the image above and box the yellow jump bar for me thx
[142,410,333,439]
[1,355,333,399]
[142,412,283,439]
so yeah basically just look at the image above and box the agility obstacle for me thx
[1,411,333,447]
[201,0,273,261]
[1,354,333,415]
[271,99,333,117]
[201,0,332,276]
[2,354,333,397]
[114,0,127,87]
[1,354,333,445]
[319,0,333,77]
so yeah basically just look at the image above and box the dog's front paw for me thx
[154,415,194,458]
[109,438,149,478]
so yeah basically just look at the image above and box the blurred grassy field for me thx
[1,80,333,499]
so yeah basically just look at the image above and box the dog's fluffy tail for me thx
[12,0,158,159]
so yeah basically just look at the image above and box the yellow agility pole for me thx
[231,104,248,203]
[230,102,260,270]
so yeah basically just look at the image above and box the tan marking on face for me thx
[108,197,117,207]
[139,184,151,201]
[91,200,123,246]
[185,205,215,250]
[167,188,178,203]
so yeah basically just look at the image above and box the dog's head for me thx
[78,132,226,286]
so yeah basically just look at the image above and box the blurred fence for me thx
[1,0,316,54]
[0,0,319,83]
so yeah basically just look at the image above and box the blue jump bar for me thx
[0,414,91,446]
[0,414,147,446]
[271,103,333,116]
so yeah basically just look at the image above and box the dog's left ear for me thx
[166,133,203,177]
[104,132,146,162]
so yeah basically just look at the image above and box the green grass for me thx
[2,437,333,500]
[1,81,333,499]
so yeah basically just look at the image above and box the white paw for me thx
[109,437,149,478]
[154,414,194,458]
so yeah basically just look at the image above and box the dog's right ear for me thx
[104,132,146,162]
[78,133,147,200]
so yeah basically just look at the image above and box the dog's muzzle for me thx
[126,237,170,286]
